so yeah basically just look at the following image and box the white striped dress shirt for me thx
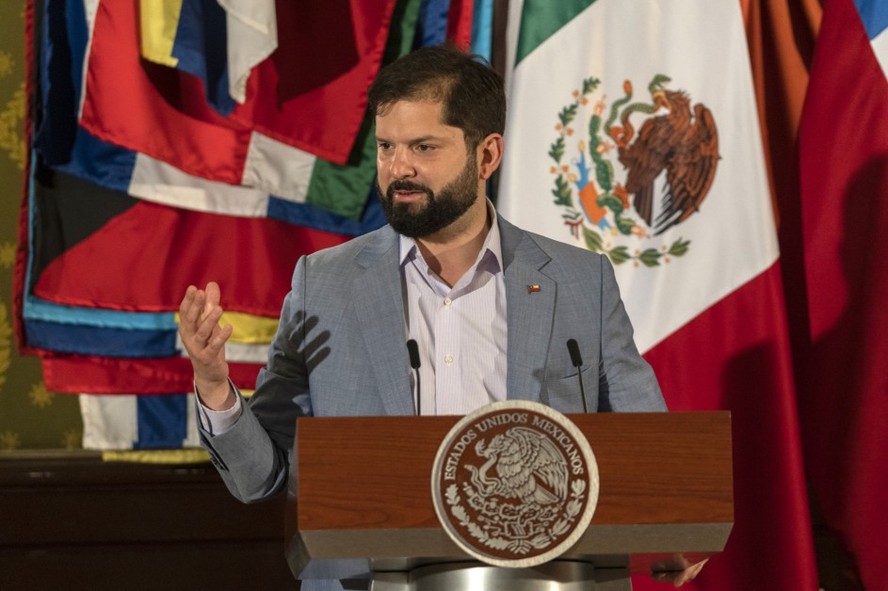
[399,203,508,415]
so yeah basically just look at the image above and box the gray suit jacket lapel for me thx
[352,227,415,416]
[500,218,556,402]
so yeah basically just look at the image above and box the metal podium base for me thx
[369,561,632,591]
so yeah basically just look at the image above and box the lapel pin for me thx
[527,284,541,294]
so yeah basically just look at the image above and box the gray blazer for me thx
[200,216,665,582]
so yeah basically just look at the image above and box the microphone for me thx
[406,339,422,416]
[566,339,589,413]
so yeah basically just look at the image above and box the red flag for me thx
[798,0,888,588]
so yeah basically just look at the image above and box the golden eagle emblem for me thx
[549,75,720,266]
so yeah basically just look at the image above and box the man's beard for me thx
[378,157,479,239]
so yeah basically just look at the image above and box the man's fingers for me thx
[209,324,234,350]
[195,305,225,344]
[182,287,210,329]
[181,284,223,329]
[179,285,200,324]
[178,284,232,370]
[204,281,221,312]
[179,285,196,316]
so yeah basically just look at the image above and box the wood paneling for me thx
[0,452,297,591]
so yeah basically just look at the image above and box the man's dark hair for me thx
[368,45,506,150]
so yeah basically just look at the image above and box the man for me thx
[180,46,688,587]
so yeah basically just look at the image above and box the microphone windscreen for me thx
[567,339,583,367]
[406,339,421,369]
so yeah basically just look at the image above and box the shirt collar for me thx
[398,198,503,273]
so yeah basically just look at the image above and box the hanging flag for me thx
[16,0,424,403]
[28,162,346,316]
[498,1,817,589]
[80,0,397,203]
[41,0,379,222]
[22,0,497,452]
[798,1,888,589]
[80,393,200,450]
[28,1,418,324]
[15,0,429,423]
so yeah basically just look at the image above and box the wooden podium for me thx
[286,412,732,590]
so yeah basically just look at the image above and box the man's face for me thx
[375,100,481,239]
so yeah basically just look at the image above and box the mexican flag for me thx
[498,1,818,589]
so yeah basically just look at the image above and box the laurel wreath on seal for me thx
[445,479,587,555]
[548,76,691,267]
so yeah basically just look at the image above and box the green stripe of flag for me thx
[514,0,597,66]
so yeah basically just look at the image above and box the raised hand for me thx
[178,282,235,410]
